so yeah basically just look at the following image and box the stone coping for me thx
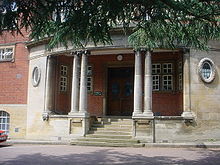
[49,115,191,121]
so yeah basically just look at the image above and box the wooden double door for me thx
[107,67,134,116]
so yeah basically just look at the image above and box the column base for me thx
[68,112,79,116]
[132,111,143,118]
[68,112,90,118]
[181,111,194,120]
[143,111,154,119]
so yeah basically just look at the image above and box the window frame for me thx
[0,111,10,135]
[198,58,216,83]
[59,64,68,92]
[0,45,15,62]
[152,61,175,92]
[78,64,93,93]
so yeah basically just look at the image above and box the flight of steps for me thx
[70,117,144,147]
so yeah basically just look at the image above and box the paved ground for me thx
[1,144,220,165]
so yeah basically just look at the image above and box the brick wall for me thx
[0,29,29,104]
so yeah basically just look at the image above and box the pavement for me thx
[1,144,220,165]
[4,139,220,148]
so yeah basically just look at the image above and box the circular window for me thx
[32,66,41,87]
[198,58,215,83]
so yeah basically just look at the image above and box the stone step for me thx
[93,122,132,126]
[77,137,139,143]
[88,130,131,135]
[94,120,133,125]
[91,127,132,132]
[97,117,132,122]
[70,141,144,147]
[86,134,133,139]
[92,124,132,129]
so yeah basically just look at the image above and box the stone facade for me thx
[1,30,220,143]
[24,34,220,142]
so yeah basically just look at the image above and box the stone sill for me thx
[49,115,69,118]
[154,116,184,120]
[49,115,194,121]
[49,115,89,119]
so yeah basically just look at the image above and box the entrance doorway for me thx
[107,67,134,116]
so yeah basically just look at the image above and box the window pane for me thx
[162,75,173,91]
[202,62,211,79]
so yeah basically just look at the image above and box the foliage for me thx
[0,0,219,50]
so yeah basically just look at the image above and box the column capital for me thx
[83,50,91,55]
[71,50,82,56]
[133,48,153,53]
[71,50,91,56]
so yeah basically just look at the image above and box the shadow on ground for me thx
[0,144,11,148]
[1,147,220,165]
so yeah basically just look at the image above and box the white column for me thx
[132,50,143,117]
[79,51,89,117]
[143,50,154,117]
[181,49,194,119]
[43,55,55,120]
[69,52,80,115]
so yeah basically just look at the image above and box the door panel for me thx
[107,67,134,116]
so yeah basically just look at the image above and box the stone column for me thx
[43,55,56,120]
[79,51,89,117]
[181,49,194,119]
[143,50,154,117]
[69,52,80,115]
[132,50,143,117]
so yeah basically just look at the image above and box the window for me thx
[87,65,93,92]
[152,64,161,74]
[60,65,68,92]
[0,47,14,62]
[198,58,216,83]
[179,73,183,90]
[152,62,174,91]
[178,61,183,90]
[152,75,160,91]
[79,65,93,93]
[32,66,41,87]
[0,111,10,135]
[162,75,173,90]
[163,63,172,74]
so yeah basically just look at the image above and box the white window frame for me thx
[198,58,216,83]
[178,61,183,91]
[0,111,10,135]
[163,63,173,74]
[59,65,68,92]
[152,75,160,91]
[162,75,173,91]
[87,65,93,93]
[179,73,183,90]
[152,63,161,74]
[79,65,93,93]
[0,46,15,62]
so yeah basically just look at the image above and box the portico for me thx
[40,46,189,121]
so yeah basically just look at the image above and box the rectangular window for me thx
[178,61,182,73]
[0,47,14,62]
[152,64,161,74]
[79,65,93,93]
[163,63,172,74]
[152,75,160,91]
[179,73,183,90]
[59,65,68,92]
[162,75,173,90]
[87,65,93,92]
[60,65,68,76]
